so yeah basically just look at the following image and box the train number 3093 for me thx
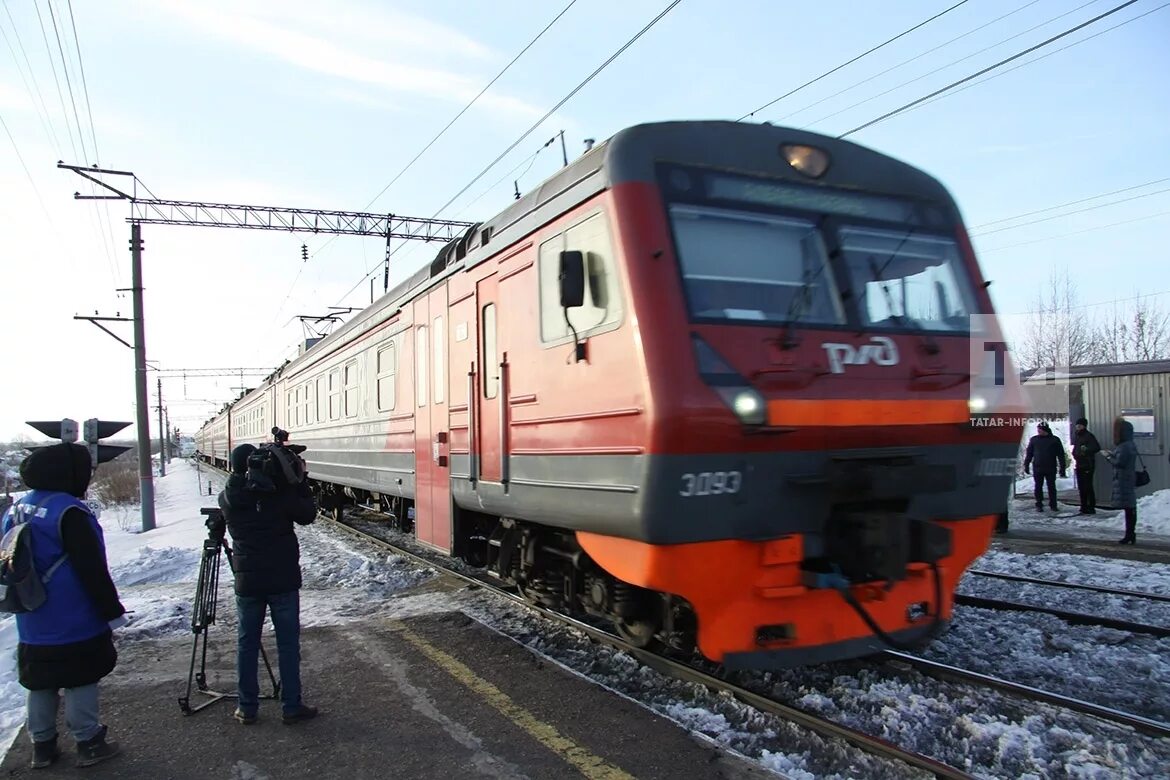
[679,471,742,497]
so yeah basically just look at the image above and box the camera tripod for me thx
[179,508,280,715]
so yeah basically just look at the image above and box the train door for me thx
[413,286,453,552]
[476,275,502,484]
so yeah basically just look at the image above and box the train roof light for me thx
[781,144,829,178]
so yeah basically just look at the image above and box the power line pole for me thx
[131,223,156,529]
[559,130,568,167]
[156,375,166,477]
[72,223,156,532]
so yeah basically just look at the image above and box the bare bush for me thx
[90,456,139,507]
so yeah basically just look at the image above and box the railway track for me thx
[957,570,1170,638]
[326,511,978,780]
[196,460,1170,773]
[967,568,1170,603]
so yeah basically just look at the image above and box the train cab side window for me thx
[328,370,340,421]
[482,304,498,399]
[343,360,359,418]
[377,341,397,412]
[538,212,622,344]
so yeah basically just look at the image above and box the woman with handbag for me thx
[1103,417,1143,545]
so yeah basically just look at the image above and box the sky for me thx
[1,0,1168,441]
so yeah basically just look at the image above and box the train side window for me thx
[433,316,445,405]
[328,370,340,421]
[482,304,498,399]
[302,383,312,425]
[287,392,295,430]
[538,212,622,344]
[316,376,326,423]
[376,341,396,412]
[294,387,302,428]
[343,360,359,418]
[416,326,428,408]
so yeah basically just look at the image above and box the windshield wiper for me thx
[780,216,834,349]
[865,230,940,355]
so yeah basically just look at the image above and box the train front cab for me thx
[573,125,1025,668]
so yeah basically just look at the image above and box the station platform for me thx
[0,600,768,779]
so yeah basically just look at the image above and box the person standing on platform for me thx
[1023,421,1067,512]
[218,435,319,725]
[1103,417,1138,545]
[0,443,126,769]
[1071,418,1101,514]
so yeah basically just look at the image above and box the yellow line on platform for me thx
[396,625,635,780]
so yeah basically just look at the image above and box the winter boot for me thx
[1119,511,1137,545]
[282,704,319,725]
[75,725,120,768]
[30,737,59,769]
[233,708,257,725]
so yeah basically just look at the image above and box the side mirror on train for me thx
[558,251,585,308]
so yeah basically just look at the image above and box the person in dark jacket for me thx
[218,442,318,725]
[1023,421,1067,511]
[0,444,125,769]
[1103,417,1138,544]
[1071,418,1102,514]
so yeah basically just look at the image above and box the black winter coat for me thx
[1024,433,1067,475]
[219,474,316,597]
[1072,429,1102,471]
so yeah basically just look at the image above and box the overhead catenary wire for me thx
[971,177,1170,229]
[976,209,1170,253]
[333,0,687,308]
[737,0,971,122]
[887,1,1170,122]
[970,186,1170,237]
[804,0,1102,129]
[0,4,61,152]
[773,0,1042,124]
[837,0,1142,138]
[428,0,686,221]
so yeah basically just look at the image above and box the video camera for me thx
[200,507,226,543]
[244,428,309,491]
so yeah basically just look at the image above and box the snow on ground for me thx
[0,459,438,757]
[1,458,1168,778]
[1007,487,1170,540]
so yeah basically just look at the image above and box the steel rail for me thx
[954,594,1170,638]
[879,651,1170,739]
[966,569,1170,604]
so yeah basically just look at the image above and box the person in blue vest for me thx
[0,443,127,769]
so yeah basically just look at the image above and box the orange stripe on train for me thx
[767,399,969,427]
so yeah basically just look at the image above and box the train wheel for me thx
[616,618,661,650]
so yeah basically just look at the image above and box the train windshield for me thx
[660,164,979,330]
[838,226,975,332]
[668,204,845,325]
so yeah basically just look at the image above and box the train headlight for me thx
[732,389,766,425]
[781,144,830,178]
[968,395,988,413]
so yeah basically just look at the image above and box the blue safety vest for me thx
[0,491,110,645]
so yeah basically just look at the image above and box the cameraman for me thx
[217,435,319,726]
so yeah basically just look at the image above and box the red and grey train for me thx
[197,120,1024,669]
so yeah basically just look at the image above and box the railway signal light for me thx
[24,418,132,471]
[83,418,133,468]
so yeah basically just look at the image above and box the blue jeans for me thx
[236,590,303,715]
[27,684,102,743]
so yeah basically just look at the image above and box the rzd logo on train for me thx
[821,336,899,374]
